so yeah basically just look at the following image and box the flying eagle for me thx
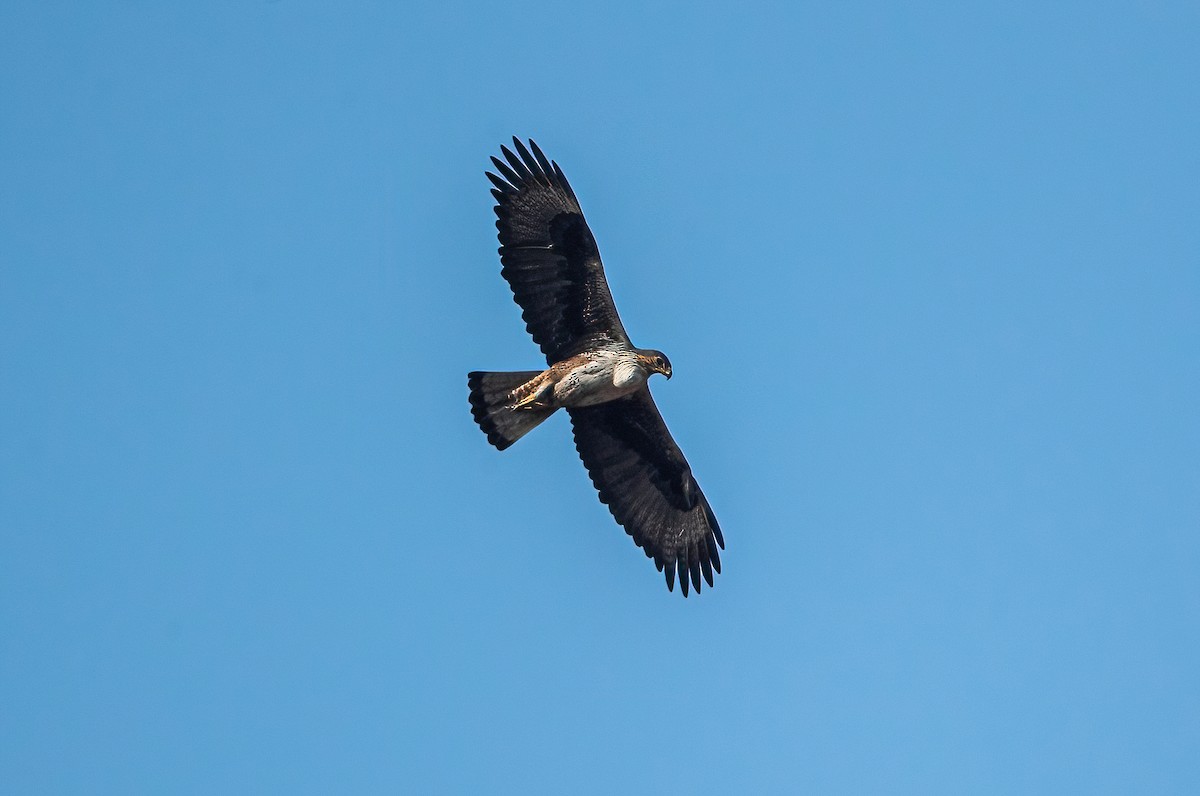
[468,138,724,596]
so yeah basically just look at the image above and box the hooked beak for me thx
[664,366,673,380]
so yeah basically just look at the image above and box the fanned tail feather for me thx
[468,371,557,450]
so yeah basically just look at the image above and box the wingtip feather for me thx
[490,155,521,188]
[502,143,533,181]
[708,531,722,574]
[688,547,702,594]
[700,541,714,587]
[529,139,554,179]
[485,170,510,192]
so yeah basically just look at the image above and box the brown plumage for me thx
[468,138,723,596]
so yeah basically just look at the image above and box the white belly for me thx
[553,353,645,407]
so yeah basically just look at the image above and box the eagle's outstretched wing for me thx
[487,138,630,365]
[568,389,724,596]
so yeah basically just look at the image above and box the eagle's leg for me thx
[508,371,556,410]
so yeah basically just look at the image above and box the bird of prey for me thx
[468,138,724,596]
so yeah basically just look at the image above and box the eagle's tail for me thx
[468,370,557,450]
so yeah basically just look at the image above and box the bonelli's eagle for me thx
[468,139,724,596]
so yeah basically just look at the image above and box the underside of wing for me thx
[487,138,630,364]
[568,389,724,596]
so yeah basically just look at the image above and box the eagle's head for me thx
[639,349,673,380]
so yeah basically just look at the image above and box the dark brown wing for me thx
[487,138,630,365]
[567,389,724,596]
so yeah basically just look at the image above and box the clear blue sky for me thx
[2,2,1197,793]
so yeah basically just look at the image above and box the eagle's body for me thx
[511,345,667,410]
[468,139,723,596]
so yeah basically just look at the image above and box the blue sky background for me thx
[2,2,1198,793]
